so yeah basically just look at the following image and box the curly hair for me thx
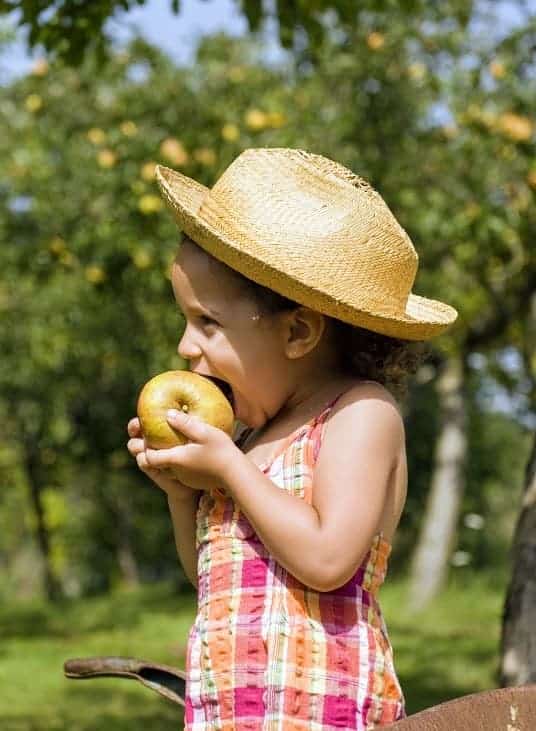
[179,236,432,405]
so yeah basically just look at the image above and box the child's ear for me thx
[285,307,325,359]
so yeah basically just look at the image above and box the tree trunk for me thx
[115,493,140,587]
[408,354,468,609]
[23,438,62,601]
[116,524,140,587]
[500,430,536,685]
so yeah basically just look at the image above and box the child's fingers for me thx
[136,451,154,472]
[136,451,146,469]
[166,409,207,442]
[128,438,172,474]
[136,452,167,478]
[144,446,182,469]
[127,418,141,438]
[127,437,144,456]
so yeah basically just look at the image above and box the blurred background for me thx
[0,0,535,728]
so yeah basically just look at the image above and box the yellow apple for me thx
[137,370,235,449]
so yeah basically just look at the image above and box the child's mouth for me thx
[204,376,235,413]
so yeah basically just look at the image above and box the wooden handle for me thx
[64,656,186,706]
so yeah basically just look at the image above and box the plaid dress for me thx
[185,392,405,730]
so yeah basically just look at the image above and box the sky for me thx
[1,0,287,82]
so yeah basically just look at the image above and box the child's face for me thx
[171,238,297,429]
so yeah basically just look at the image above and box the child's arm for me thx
[167,491,200,589]
[220,387,403,592]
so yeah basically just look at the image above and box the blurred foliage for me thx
[0,0,477,67]
[396,370,532,577]
[0,3,534,600]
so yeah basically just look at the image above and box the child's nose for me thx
[177,326,202,361]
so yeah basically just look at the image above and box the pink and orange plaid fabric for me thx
[185,392,405,730]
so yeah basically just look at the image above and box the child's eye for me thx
[199,315,218,327]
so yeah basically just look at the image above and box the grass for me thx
[1,573,505,729]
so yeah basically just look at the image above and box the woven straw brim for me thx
[156,165,458,341]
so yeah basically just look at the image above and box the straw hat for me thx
[155,148,458,341]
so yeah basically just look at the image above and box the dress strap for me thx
[311,387,355,461]
[313,380,381,426]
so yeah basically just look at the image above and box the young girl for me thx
[127,148,458,729]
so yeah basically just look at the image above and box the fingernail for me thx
[167,409,180,419]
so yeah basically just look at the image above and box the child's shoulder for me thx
[325,378,405,452]
[333,378,402,415]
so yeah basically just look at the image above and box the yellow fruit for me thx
[137,371,235,450]
[32,59,49,77]
[98,149,117,168]
[160,138,189,166]
[25,94,43,112]
[49,236,66,255]
[138,194,163,214]
[141,161,157,181]
[87,128,107,145]
[132,248,153,269]
[366,32,385,50]
[497,113,533,142]
[407,63,426,80]
[221,123,240,141]
[193,147,216,166]
[489,60,506,79]
[245,109,268,130]
[85,265,106,283]
[120,120,138,136]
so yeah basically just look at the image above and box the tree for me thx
[500,286,536,685]
[0,0,475,66]
[405,11,536,609]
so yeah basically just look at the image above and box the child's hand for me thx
[138,409,236,494]
[127,417,196,500]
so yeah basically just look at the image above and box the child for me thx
[127,148,458,729]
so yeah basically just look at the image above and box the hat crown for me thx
[199,148,418,311]
[155,147,458,340]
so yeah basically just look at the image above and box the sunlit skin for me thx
[127,236,407,591]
